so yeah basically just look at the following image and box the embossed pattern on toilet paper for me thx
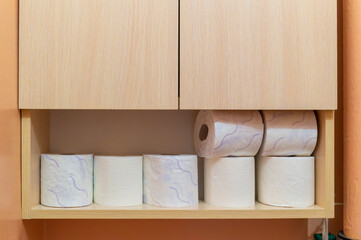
[204,157,255,207]
[194,110,264,158]
[143,155,198,207]
[256,156,315,208]
[41,154,93,207]
[258,110,318,156]
[94,156,142,207]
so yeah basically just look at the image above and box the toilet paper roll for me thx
[257,156,315,207]
[41,154,93,207]
[258,110,318,156]
[94,156,142,206]
[194,110,264,158]
[204,157,255,207]
[143,155,198,207]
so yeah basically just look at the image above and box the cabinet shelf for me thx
[21,110,334,219]
[30,202,325,219]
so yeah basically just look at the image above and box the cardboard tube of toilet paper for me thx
[194,110,264,158]
[143,155,198,207]
[94,156,142,207]
[257,156,315,208]
[204,157,255,207]
[41,154,93,207]
[258,110,318,156]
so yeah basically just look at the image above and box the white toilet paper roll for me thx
[257,156,315,207]
[94,156,142,207]
[41,154,93,207]
[204,157,255,207]
[143,155,198,207]
[194,110,264,158]
[258,110,318,156]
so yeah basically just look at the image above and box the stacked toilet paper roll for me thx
[194,111,262,207]
[194,110,264,158]
[256,156,315,207]
[41,154,93,207]
[143,155,198,207]
[256,110,317,208]
[94,156,142,206]
[204,157,255,207]
[258,110,318,156]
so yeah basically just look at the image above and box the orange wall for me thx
[343,0,361,238]
[0,0,45,239]
[0,0,343,239]
[46,219,309,240]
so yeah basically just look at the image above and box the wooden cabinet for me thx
[20,0,337,110]
[21,110,334,219]
[180,0,337,110]
[19,0,178,109]
[19,1,336,220]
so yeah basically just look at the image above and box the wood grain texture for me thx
[19,0,178,109]
[30,202,326,219]
[22,110,50,219]
[21,110,31,218]
[314,110,335,218]
[180,0,337,110]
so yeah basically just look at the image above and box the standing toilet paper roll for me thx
[204,157,255,207]
[194,110,264,158]
[257,156,315,207]
[258,110,318,156]
[143,155,198,207]
[94,156,142,206]
[41,154,93,207]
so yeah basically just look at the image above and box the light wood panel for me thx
[21,111,31,218]
[22,110,50,219]
[314,111,335,218]
[30,202,325,219]
[180,0,337,109]
[19,0,178,109]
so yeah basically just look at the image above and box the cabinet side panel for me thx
[180,0,337,109]
[19,0,178,109]
[314,111,335,218]
[325,111,335,218]
[30,110,50,217]
[21,110,31,218]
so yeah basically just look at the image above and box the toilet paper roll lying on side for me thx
[194,110,264,158]
[143,155,198,207]
[204,157,255,207]
[94,156,142,207]
[258,110,318,156]
[257,156,315,208]
[41,154,93,207]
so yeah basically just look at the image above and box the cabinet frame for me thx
[21,110,334,219]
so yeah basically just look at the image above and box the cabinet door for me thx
[19,0,178,109]
[180,0,337,110]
